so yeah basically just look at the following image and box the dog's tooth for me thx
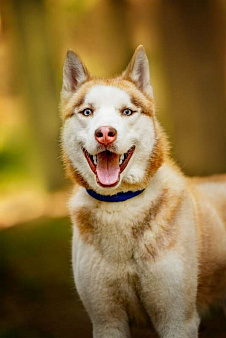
[93,155,97,165]
[119,154,124,165]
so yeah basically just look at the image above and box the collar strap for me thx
[86,189,145,202]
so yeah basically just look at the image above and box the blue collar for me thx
[86,189,145,202]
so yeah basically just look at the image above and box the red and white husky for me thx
[60,46,226,337]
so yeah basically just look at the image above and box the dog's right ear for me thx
[62,50,89,95]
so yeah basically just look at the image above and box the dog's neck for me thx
[86,189,145,202]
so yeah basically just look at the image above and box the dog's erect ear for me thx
[62,50,89,93]
[123,45,153,98]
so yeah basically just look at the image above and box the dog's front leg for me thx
[72,230,131,338]
[92,322,130,338]
[137,251,200,338]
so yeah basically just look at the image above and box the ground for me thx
[0,217,225,338]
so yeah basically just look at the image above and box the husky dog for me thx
[60,46,226,337]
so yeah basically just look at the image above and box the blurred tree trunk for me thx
[105,0,133,72]
[73,0,133,75]
[157,0,225,176]
[7,0,64,190]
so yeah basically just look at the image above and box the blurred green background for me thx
[0,0,225,337]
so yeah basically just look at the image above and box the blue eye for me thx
[122,108,133,116]
[82,108,93,116]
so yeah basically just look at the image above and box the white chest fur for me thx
[69,164,184,261]
[70,166,165,259]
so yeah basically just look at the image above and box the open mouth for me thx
[83,146,135,187]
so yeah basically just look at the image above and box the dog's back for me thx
[190,174,226,224]
[188,174,226,313]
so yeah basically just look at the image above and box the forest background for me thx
[0,1,225,337]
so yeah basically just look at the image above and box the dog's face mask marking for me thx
[61,46,159,193]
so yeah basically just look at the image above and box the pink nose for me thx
[95,126,117,146]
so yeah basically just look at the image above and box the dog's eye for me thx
[122,108,134,116]
[82,108,93,116]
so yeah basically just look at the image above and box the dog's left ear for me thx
[123,45,153,98]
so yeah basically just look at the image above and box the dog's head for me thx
[61,46,167,194]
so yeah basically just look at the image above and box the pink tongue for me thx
[96,152,120,186]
